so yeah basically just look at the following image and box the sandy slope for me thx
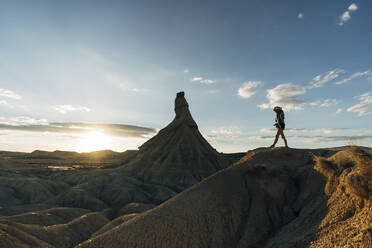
[78,147,371,248]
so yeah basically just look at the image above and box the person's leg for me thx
[270,129,280,147]
[279,129,288,147]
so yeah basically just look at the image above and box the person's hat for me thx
[273,106,282,111]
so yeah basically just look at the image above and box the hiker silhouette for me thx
[270,106,288,148]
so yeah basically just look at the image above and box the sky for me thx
[0,0,371,153]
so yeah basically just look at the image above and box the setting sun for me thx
[78,131,111,152]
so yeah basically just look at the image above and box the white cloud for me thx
[297,13,304,19]
[0,88,22,100]
[238,81,262,99]
[258,83,307,110]
[259,69,343,111]
[202,79,215,84]
[0,100,9,106]
[336,108,343,114]
[119,83,145,93]
[340,11,351,24]
[335,69,372,85]
[260,127,354,134]
[338,3,358,26]
[184,69,189,73]
[191,77,215,84]
[348,3,358,11]
[192,77,203,81]
[347,92,372,116]
[209,127,242,141]
[207,89,219,94]
[211,127,241,135]
[250,134,372,143]
[0,116,49,126]
[312,99,340,107]
[131,88,142,93]
[308,69,344,88]
[53,105,91,114]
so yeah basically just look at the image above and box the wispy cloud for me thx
[336,108,343,114]
[238,81,262,99]
[0,119,156,138]
[310,99,340,107]
[335,69,372,85]
[297,13,304,19]
[211,127,241,135]
[348,3,358,11]
[53,105,91,114]
[0,88,22,100]
[259,69,343,111]
[119,83,145,93]
[347,92,372,116]
[308,69,344,88]
[207,89,219,94]
[207,127,242,143]
[260,127,355,134]
[249,134,372,143]
[0,100,9,106]
[338,3,358,26]
[0,116,48,126]
[191,77,215,84]
[184,69,189,73]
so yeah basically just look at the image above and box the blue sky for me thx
[0,0,371,152]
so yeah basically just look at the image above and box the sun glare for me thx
[78,131,111,152]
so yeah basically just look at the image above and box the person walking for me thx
[270,106,288,148]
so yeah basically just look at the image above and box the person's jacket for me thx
[275,110,285,129]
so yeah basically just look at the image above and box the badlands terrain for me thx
[0,92,371,247]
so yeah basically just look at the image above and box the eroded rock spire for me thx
[122,91,229,188]
[169,91,197,129]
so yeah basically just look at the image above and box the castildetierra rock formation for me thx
[121,91,231,189]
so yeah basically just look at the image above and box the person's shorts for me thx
[275,123,285,130]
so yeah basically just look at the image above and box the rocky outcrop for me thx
[121,92,230,189]
[78,147,372,248]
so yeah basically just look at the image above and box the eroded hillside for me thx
[78,147,371,248]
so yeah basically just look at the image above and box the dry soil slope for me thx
[78,147,371,248]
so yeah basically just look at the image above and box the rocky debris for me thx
[78,147,372,248]
[121,92,230,189]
